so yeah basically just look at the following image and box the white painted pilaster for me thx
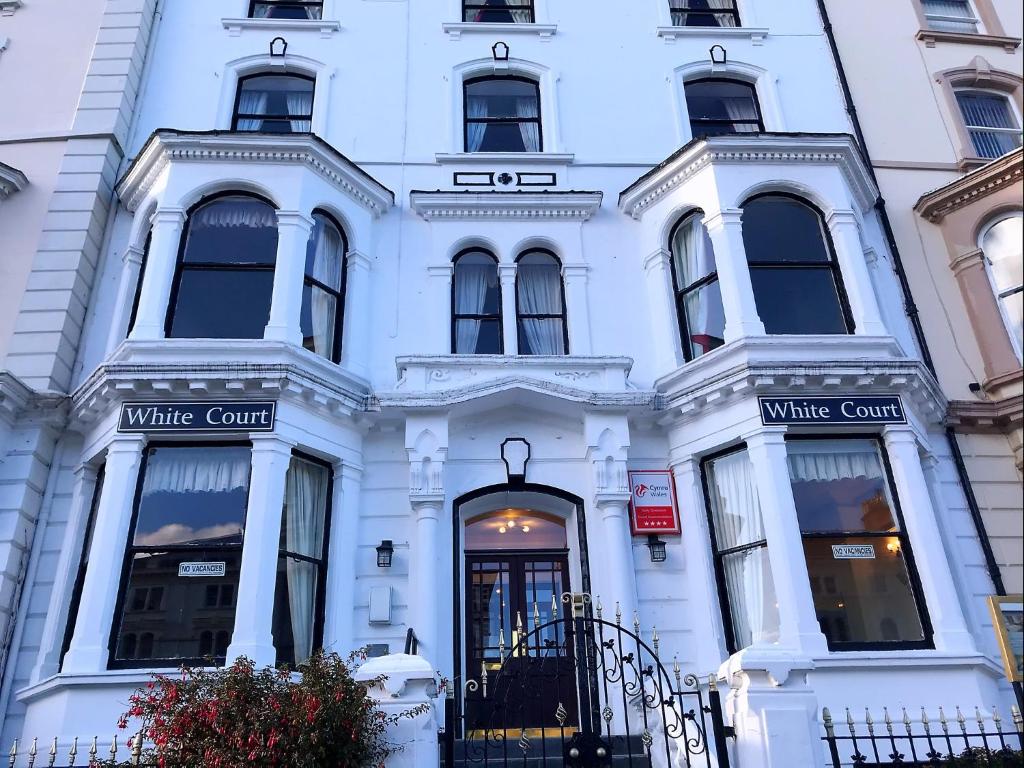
[499,262,518,355]
[643,248,683,372]
[105,244,146,354]
[704,209,765,342]
[264,211,314,345]
[325,462,363,656]
[562,263,591,355]
[128,208,186,341]
[827,209,886,336]
[341,249,372,374]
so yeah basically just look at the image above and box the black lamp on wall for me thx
[647,535,667,563]
[376,540,394,568]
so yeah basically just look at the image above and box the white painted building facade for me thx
[0,1,1019,766]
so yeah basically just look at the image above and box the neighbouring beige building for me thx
[825,0,1023,595]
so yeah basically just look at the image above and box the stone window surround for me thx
[673,59,787,143]
[655,0,769,43]
[934,59,1024,170]
[910,0,1021,49]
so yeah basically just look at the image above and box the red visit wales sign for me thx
[628,470,680,535]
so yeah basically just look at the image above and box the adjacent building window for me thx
[684,79,763,138]
[787,438,930,650]
[249,0,324,19]
[464,76,542,153]
[669,0,740,27]
[955,90,1022,159]
[981,212,1024,356]
[233,74,314,133]
[302,211,347,362]
[921,0,979,32]
[516,250,568,355]
[60,466,105,668]
[166,195,279,340]
[741,194,853,335]
[272,455,331,667]
[703,447,780,652]
[463,0,534,22]
[111,444,252,667]
[453,249,502,354]
[670,211,726,361]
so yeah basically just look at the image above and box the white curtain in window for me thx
[509,0,531,23]
[983,214,1024,352]
[516,97,540,151]
[518,263,563,354]
[707,0,738,26]
[252,4,272,18]
[785,440,884,483]
[466,97,489,152]
[309,219,344,358]
[722,94,758,132]
[143,452,251,495]
[284,458,328,665]
[192,199,276,229]
[286,90,314,132]
[455,262,492,352]
[236,91,268,131]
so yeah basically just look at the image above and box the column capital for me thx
[72,461,101,482]
[703,207,743,232]
[595,492,632,511]
[149,206,186,228]
[122,244,146,266]
[561,263,590,280]
[275,210,315,230]
[824,208,859,228]
[411,496,444,519]
[498,262,518,282]
[105,433,148,455]
[742,426,788,447]
[949,247,985,277]
[643,247,671,273]
[335,461,364,483]
[250,434,297,457]
[427,264,454,279]
[882,424,920,446]
[347,248,372,272]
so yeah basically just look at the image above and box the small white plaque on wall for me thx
[369,585,392,624]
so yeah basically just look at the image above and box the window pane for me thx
[273,556,321,667]
[114,550,241,662]
[922,0,978,32]
[683,279,726,358]
[465,511,568,550]
[305,214,345,290]
[982,214,1023,294]
[251,2,323,20]
[301,284,337,360]
[519,318,565,355]
[169,269,274,339]
[455,253,500,315]
[281,457,329,559]
[956,91,1022,158]
[742,197,832,264]
[786,439,896,532]
[671,213,717,289]
[1001,290,1023,352]
[670,0,739,27]
[464,0,533,23]
[721,547,780,649]
[706,449,764,550]
[804,536,926,645]
[236,75,314,133]
[134,446,250,547]
[183,198,278,266]
[61,467,105,666]
[466,79,539,118]
[685,80,760,136]
[749,267,848,335]
[456,318,502,354]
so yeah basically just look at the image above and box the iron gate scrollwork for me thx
[440,592,733,768]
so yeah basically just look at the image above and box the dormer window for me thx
[463,0,534,23]
[233,74,314,134]
[669,0,740,27]
[249,0,323,20]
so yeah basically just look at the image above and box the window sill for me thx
[657,26,768,44]
[221,17,342,37]
[17,668,217,704]
[811,651,1004,676]
[436,152,574,165]
[916,28,1021,52]
[441,21,557,40]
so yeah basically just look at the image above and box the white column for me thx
[264,211,314,345]
[672,458,729,671]
[596,494,639,626]
[744,429,828,655]
[324,462,363,656]
[643,248,684,372]
[105,244,146,353]
[561,263,591,355]
[62,435,146,674]
[226,436,294,668]
[882,427,976,654]
[409,496,442,663]
[498,263,518,355]
[827,209,886,336]
[341,250,372,374]
[128,208,186,341]
[704,208,765,342]
[31,463,99,682]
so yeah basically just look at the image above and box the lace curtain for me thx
[283,457,328,665]
[466,97,488,152]
[785,440,884,484]
[142,449,251,495]
[517,261,563,354]
[286,90,313,132]
[308,217,344,358]
[516,97,540,151]
[235,91,268,132]
[191,198,277,230]
[455,261,494,352]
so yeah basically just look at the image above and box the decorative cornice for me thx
[914,148,1023,222]
[618,133,878,219]
[409,190,603,221]
[116,130,395,217]
[916,28,1021,53]
[0,161,28,199]
[0,371,68,429]
[947,394,1023,431]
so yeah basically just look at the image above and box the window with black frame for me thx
[740,194,853,335]
[126,232,151,337]
[271,454,331,667]
[684,79,763,138]
[453,249,502,354]
[786,438,931,649]
[516,250,567,355]
[166,195,279,340]
[233,74,314,133]
[954,89,1022,159]
[669,211,725,361]
[703,446,780,652]
[60,465,105,668]
[110,444,252,668]
[464,76,542,153]
[669,0,740,27]
[301,211,347,362]
[249,0,323,19]
[463,0,534,22]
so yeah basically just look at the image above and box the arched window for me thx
[233,74,314,133]
[452,249,502,354]
[954,89,1022,159]
[516,250,567,355]
[669,0,740,27]
[464,0,534,22]
[249,0,323,19]
[464,76,541,153]
[981,212,1023,356]
[669,211,725,360]
[684,79,763,138]
[166,194,279,340]
[741,194,853,335]
[302,211,347,362]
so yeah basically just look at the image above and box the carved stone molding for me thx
[409,190,603,221]
[915,148,1023,222]
[0,161,28,199]
[947,394,1023,431]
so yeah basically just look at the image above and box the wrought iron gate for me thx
[440,592,733,768]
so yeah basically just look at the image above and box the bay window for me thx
[516,250,568,355]
[669,0,740,27]
[249,0,323,19]
[670,211,725,361]
[955,90,1022,160]
[233,74,314,134]
[787,438,931,650]
[111,444,252,667]
[60,466,104,668]
[463,0,534,22]
[302,211,347,362]
[464,76,542,153]
[684,79,763,138]
[981,212,1023,356]
[453,249,502,354]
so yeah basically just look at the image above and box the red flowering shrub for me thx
[97,651,427,768]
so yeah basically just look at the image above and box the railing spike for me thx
[865,707,875,736]
[109,734,118,759]
[481,660,488,698]
[615,602,622,625]
[651,626,660,655]
[533,601,541,628]
[921,707,931,735]
[633,611,641,634]
[939,706,950,735]
[595,597,602,619]
[131,730,144,765]
[1012,705,1023,733]
[551,594,558,620]
[516,611,524,636]
[992,706,1002,727]
[8,739,17,768]
[88,737,98,761]
[846,707,856,737]
[498,627,506,661]
[902,707,912,737]
[67,737,78,767]
[884,707,894,736]
[823,707,835,738]
[975,706,986,734]
[47,737,57,768]
[26,738,37,768]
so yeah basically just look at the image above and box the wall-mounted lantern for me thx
[376,540,394,568]
[501,437,531,485]
[647,535,667,563]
